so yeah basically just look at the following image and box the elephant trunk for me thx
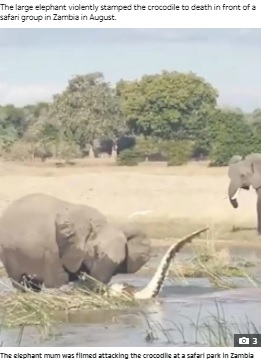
[228,180,240,209]
[110,227,209,300]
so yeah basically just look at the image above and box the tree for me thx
[52,72,127,151]
[116,70,218,140]
[0,69,260,167]
[0,105,28,153]
[208,109,256,166]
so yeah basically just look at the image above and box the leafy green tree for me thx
[52,72,126,151]
[1,70,260,167]
[116,70,218,140]
[208,110,256,166]
[0,105,28,153]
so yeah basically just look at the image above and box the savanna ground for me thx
[0,157,259,247]
[0,158,261,346]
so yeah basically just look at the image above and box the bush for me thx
[158,140,193,166]
[207,110,256,167]
[56,141,82,161]
[208,137,254,167]
[134,137,160,157]
[116,148,144,166]
[2,141,33,161]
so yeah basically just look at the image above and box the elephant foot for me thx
[19,274,43,292]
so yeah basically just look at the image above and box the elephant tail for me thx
[133,227,209,300]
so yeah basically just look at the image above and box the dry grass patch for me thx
[129,219,261,244]
[168,239,255,288]
[0,280,138,329]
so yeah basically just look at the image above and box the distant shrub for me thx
[158,140,193,166]
[2,141,33,161]
[134,137,160,157]
[56,141,82,162]
[209,141,253,167]
[116,148,144,166]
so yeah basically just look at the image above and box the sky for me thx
[0,28,261,112]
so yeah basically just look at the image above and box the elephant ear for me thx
[55,209,92,273]
[121,223,151,273]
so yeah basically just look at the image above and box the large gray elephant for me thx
[227,153,261,234]
[0,193,151,292]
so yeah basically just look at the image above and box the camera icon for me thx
[238,337,250,345]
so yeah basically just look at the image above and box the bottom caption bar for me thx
[234,334,261,347]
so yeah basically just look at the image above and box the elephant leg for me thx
[256,188,261,235]
[43,250,69,288]
[0,249,43,292]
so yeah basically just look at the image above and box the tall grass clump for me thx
[0,277,138,328]
[142,301,261,347]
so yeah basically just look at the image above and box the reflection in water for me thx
[1,274,261,347]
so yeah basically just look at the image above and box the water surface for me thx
[1,247,261,347]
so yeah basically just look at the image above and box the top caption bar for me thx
[0,0,259,28]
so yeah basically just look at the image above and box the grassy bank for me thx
[0,280,137,329]
[137,236,258,288]
[168,239,256,283]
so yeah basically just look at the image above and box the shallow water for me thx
[1,274,261,347]
[1,247,261,347]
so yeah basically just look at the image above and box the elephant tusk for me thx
[231,188,240,200]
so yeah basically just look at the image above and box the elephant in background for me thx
[227,153,261,234]
[0,194,151,292]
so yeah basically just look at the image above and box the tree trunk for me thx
[89,145,95,158]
